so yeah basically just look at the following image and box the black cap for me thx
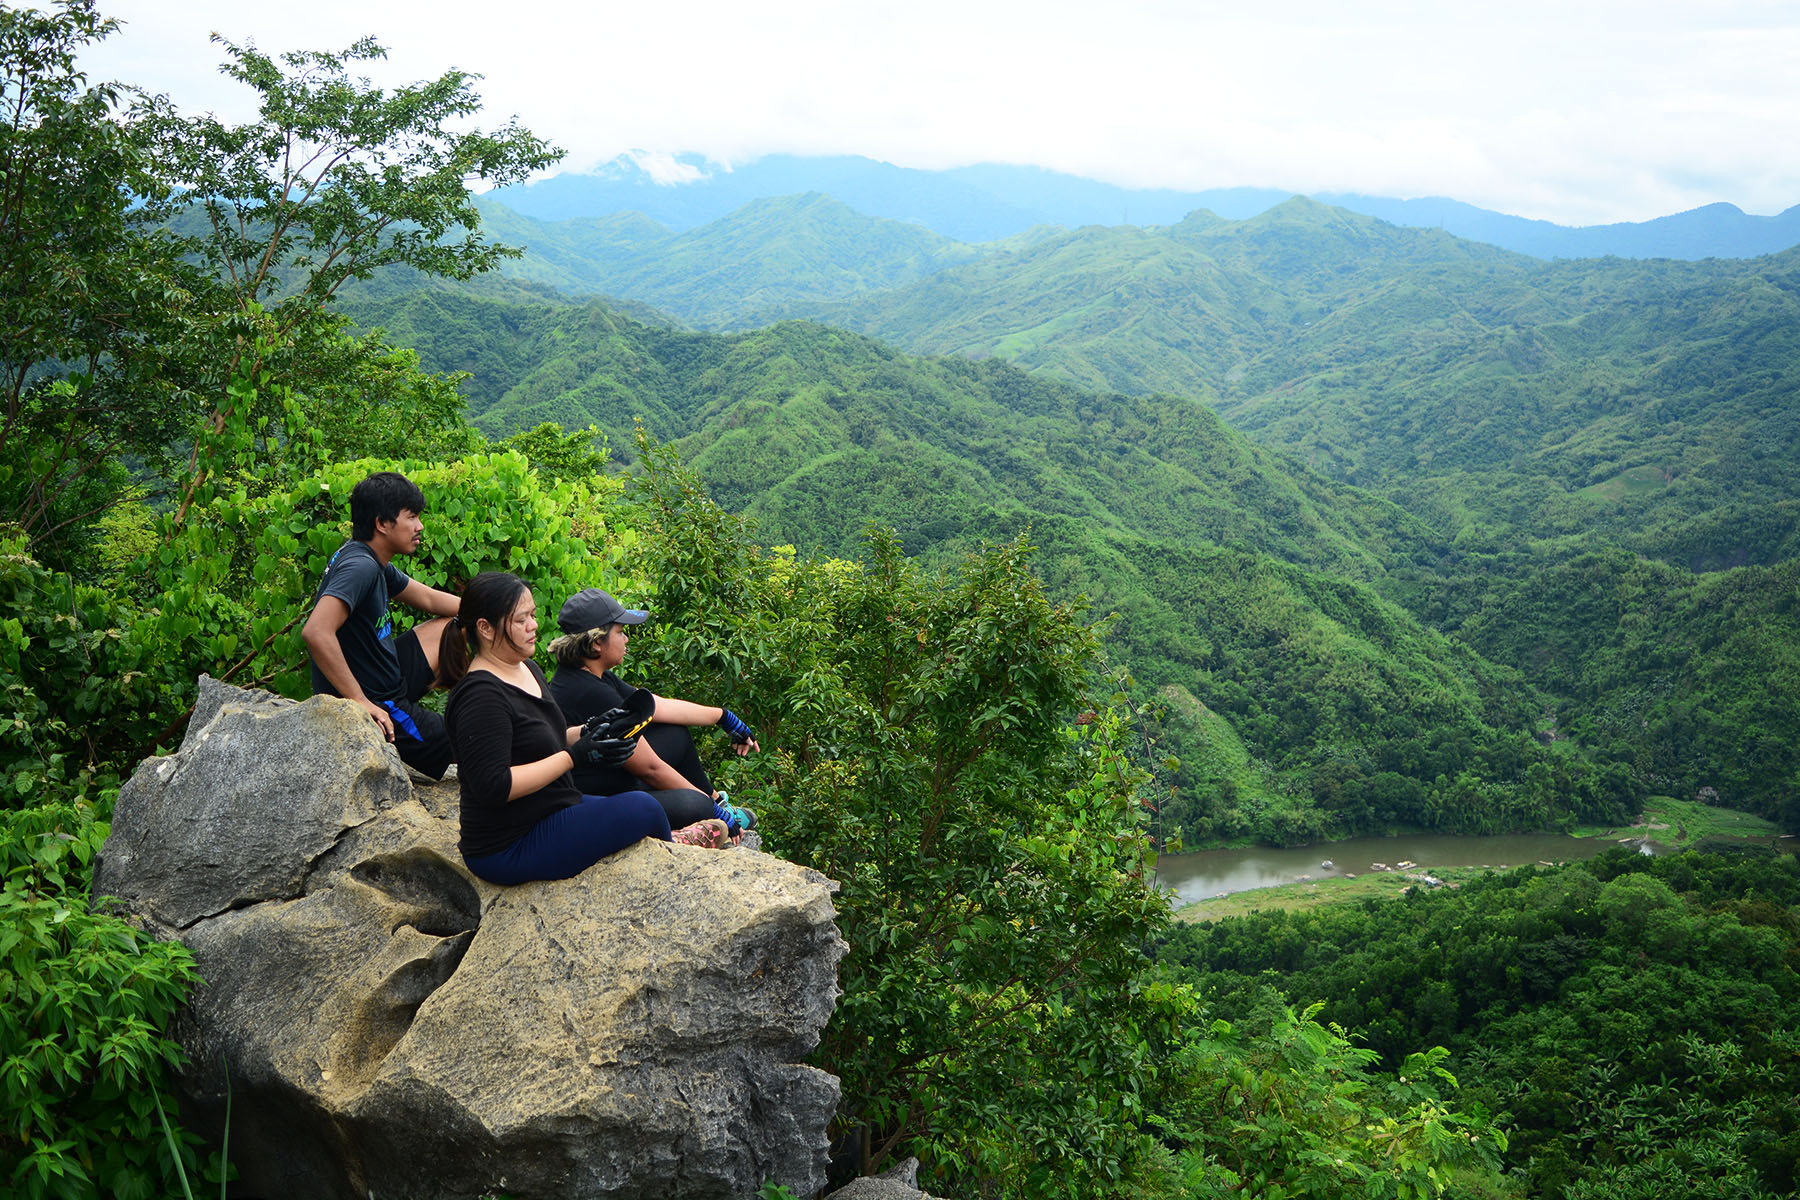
[557,588,650,635]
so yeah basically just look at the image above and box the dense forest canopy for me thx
[343,276,1800,839]
[1160,847,1800,1198]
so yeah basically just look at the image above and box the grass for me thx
[1157,682,1290,822]
[1574,463,1669,505]
[1175,865,1492,923]
[1572,794,1780,846]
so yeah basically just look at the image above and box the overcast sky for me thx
[76,0,1800,227]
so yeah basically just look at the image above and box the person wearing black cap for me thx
[440,572,730,886]
[547,587,760,838]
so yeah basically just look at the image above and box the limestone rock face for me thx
[96,677,846,1200]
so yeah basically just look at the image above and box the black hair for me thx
[349,471,426,541]
[437,571,531,689]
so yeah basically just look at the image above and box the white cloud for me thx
[75,0,1800,226]
[622,151,711,187]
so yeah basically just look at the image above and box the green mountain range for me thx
[338,192,1800,840]
[775,198,1800,568]
[401,193,1798,574]
[488,153,1800,259]
[450,192,992,326]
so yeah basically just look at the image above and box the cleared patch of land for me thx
[1574,463,1670,505]
[1572,794,1780,846]
[1174,866,1490,922]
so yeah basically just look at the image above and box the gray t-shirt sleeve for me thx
[309,542,411,702]
[316,550,409,609]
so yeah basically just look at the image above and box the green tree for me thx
[147,31,562,524]
[163,33,558,312]
[3,6,549,562]
[0,0,196,565]
[625,442,1181,1195]
[0,16,569,1194]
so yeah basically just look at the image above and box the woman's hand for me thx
[717,709,757,755]
[572,721,639,767]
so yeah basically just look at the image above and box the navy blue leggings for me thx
[462,791,671,885]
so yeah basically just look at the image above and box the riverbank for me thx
[1172,796,1783,923]
[1569,793,1780,846]
[1172,864,1493,922]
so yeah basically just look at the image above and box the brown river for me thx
[1154,832,1669,909]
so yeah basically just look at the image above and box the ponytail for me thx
[435,615,470,689]
[437,572,529,689]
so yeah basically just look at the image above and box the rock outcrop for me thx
[96,677,846,1200]
[824,1157,938,1200]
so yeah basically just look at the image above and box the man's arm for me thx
[302,597,395,740]
[394,578,461,617]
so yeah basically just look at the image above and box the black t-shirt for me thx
[548,667,639,796]
[309,540,412,703]
[445,661,581,858]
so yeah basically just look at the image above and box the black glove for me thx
[717,708,753,744]
[587,688,655,740]
[572,723,637,767]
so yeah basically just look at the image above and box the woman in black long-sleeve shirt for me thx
[441,572,727,885]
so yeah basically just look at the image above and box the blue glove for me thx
[717,709,753,744]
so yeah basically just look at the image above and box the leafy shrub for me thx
[1170,1001,1508,1200]
[0,533,165,814]
[0,804,223,1200]
[141,448,647,709]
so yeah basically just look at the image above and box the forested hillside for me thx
[344,290,1692,841]
[424,192,992,326]
[1396,546,1800,823]
[421,192,1800,575]
[430,192,1788,829]
[346,213,1800,831]
[1160,847,1800,1198]
[783,199,1800,568]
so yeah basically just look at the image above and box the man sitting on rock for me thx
[302,471,461,778]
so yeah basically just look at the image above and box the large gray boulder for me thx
[96,677,846,1200]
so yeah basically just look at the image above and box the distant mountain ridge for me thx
[466,191,984,326]
[488,153,1800,260]
[772,197,1800,570]
[345,190,1800,577]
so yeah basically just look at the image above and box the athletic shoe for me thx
[713,791,757,835]
[670,818,729,849]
